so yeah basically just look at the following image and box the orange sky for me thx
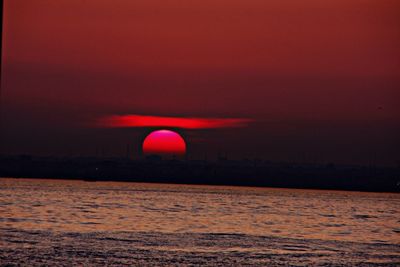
[2,0,399,164]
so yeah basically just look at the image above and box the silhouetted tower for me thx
[126,144,130,159]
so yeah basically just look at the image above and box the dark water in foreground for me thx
[0,178,399,266]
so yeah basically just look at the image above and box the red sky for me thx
[96,114,252,129]
[2,0,399,164]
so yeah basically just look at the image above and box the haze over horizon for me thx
[1,0,399,165]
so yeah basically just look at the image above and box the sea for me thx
[0,178,399,266]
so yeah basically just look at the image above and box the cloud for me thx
[96,114,252,129]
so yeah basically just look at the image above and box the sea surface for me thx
[0,178,399,266]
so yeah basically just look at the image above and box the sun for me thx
[142,130,186,157]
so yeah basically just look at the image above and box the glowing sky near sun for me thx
[97,115,252,129]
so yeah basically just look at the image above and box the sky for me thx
[1,0,400,165]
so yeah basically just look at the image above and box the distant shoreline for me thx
[2,176,400,196]
[1,155,399,193]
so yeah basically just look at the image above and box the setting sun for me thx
[142,130,186,157]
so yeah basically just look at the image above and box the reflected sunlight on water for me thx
[1,178,399,243]
[0,178,399,265]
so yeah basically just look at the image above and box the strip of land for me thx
[0,155,399,193]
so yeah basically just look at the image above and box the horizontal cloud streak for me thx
[96,114,252,129]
